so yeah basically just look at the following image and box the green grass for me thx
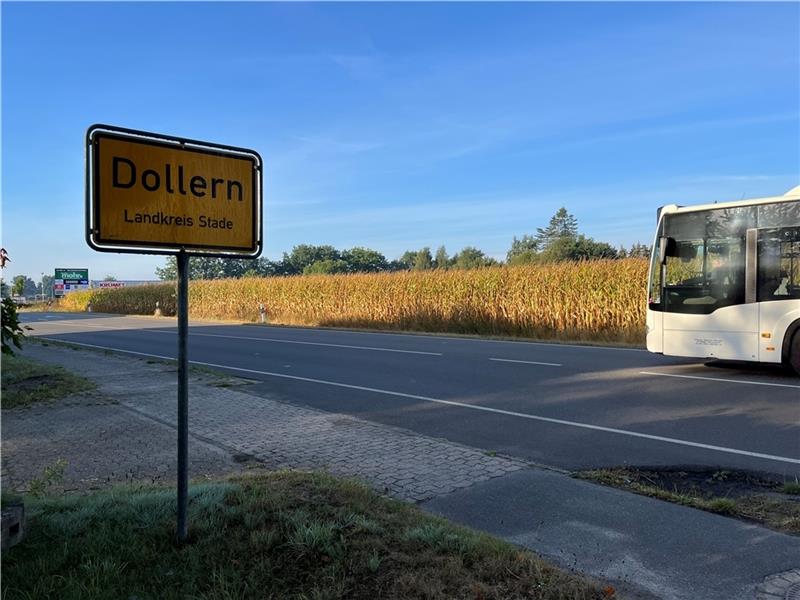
[1,353,96,409]
[781,481,800,495]
[2,471,608,600]
[579,468,800,535]
[707,498,736,515]
[29,338,252,387]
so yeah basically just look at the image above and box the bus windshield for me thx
[648,200,800,315]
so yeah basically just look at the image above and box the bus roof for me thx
[658,185,799,217]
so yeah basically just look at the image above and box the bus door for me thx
[756,226,800,363]
[660,235,759,361]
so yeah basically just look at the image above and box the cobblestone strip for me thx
[15,344,528,501]
[1,394,246,494]
[756,569,800,600]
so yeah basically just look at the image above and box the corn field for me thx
[59,259,649,343]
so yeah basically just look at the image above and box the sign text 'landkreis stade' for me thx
[87,125,262,256]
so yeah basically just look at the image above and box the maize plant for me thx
[58,259,649,343]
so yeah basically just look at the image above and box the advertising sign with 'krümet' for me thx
[87,125,262,257]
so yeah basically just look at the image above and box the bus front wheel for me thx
[791,332,800,376]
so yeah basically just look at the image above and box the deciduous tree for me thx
[413,248,434,271]
[452,247,497,269]
[303,259,349,275]
[506,235,539,264]
[341,247,388,273]
[434,246,449,269]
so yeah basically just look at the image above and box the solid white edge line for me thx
[39,339,175,362]
[25,313,645,352]
[489,358,562,367]
[30,321,442,356]
[149,330,444,356]
[40,338,800,466]
[640,371,800,389]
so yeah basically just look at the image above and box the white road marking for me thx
[29,321,442,356]
[489,357,562,367]
[41,338,800,466]
[640,371,800,390]
[260,327,647,352]
[41,339,175,361]
[147,330,443,356]
[27,314,645,352]
[29,321,158,331]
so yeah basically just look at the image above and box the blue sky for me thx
[2,2,799,281]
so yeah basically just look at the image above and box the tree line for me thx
[154,207,651,280]
[0,206,652,290]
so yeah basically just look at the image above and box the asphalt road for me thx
[22,312,800,479]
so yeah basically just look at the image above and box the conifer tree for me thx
[535,207,578,250]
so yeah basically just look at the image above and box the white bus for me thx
[646,186,800,374]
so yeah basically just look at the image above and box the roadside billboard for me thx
[90,280,160,289]
[54,268,89,297]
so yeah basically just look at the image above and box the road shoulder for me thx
[423,469,800,600]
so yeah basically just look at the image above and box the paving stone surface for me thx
[3,343,527,501]
[1,392,246,494]
[756,569,800,600]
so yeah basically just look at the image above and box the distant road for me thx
[23,312,800,478]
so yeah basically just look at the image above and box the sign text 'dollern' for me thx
[86,125,262,257]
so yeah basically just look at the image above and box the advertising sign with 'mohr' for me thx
[53,268,89,297]
[86,125,262,257]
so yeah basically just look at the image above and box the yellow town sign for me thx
[86,125,262,256]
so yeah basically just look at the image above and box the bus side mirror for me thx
[659,237,677,264]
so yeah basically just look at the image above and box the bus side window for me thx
[781,239,800,298]
[758,228,800,301]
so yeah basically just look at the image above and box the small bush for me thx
[707,498,736,514]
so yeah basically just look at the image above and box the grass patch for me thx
[578,467,800,535]
[1,353,95,409]
[781,480,800,495]
[3,471,609,599]
[29,338,252,386]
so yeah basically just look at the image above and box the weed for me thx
[288,520,343,559]
[710,470,730,482]
[367,550,381,573]
[28,458,68,498]
[707,498,736,514]
[780,479,800,495]
[404,523,478,556]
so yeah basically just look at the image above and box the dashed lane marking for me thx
[41,338,800,467]
[489,357,562,367]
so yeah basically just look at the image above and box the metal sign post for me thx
[176,251,189,541]
[85,124,263,543]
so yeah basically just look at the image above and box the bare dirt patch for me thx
[1,353,95,409]
[578,467,800,535]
